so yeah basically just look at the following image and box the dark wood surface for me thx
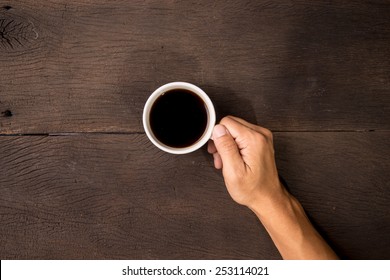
[0,1,389,259]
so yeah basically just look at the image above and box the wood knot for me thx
[1,109,13,117]
[0,12,38,50]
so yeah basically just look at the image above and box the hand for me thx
[209,116,339,259]
[208,116,283,208]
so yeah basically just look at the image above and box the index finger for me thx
[219,116,256,147]
[225,116,273,140]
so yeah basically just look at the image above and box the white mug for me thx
[143,82,216,154]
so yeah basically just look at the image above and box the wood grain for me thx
[0,0,388,261]
[1,0,389,134]
[274,132,390,259]
[0,132,389,259]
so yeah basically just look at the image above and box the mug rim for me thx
[143,82,216,154]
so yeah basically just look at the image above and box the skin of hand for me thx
[208,116,338,260]
[207,115,283,209]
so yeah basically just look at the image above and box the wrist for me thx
[247,180,293,220]
[246,180,339,260]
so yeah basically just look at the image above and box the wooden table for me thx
[0,1,389,259]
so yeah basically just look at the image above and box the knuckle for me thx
[254,132,268,145]
[264,128,273,140]
[252,129,273,145]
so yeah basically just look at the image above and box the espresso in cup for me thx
[143,82,216,154]
[150,89,207,148]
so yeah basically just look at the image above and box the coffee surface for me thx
[150,89,208,148]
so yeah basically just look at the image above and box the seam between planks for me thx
[0,130,389,137]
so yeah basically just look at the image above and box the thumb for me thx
[213,124,244,172]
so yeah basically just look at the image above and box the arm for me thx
[208,116,338,260]
[250,185,337,259]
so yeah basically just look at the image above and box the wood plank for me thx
[0,132,388,259]
[1,1,389,134]
[0,134,279,259]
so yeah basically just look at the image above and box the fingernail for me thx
[214,124,227,139]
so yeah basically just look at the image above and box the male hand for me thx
[209,116,338,259]
[208,116,283,208]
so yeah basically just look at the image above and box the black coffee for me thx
[150,89,208,148]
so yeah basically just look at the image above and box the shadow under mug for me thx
[143,82,216,154]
